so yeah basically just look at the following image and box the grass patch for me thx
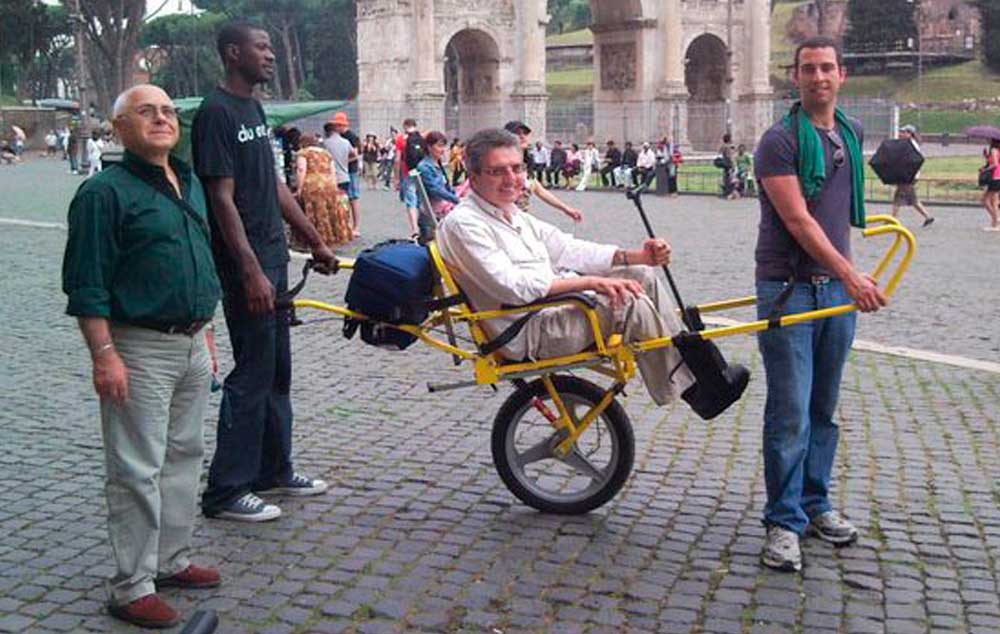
[841,60,1000,102]
[900,108,1000,135]
[547,28,593,47]
[677,155,985,201]
[771,0,808,77]
[547,66,594,100]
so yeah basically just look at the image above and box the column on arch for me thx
[510,0,548,138]
[738,0,774,147]
[407,0,445,131]
[652,0,689,150]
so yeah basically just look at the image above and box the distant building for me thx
[786,0,980,74]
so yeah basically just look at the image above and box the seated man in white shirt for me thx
[437,128,695,406]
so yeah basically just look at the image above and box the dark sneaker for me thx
[108,593,180,629]
[256,473,328,497]
[211,492,281,522]
[156,564,222,589]
[761,525,802,572]
[922,217,935,227]
[807,510,859,546]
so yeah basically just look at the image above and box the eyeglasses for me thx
[480,164,525,177]
[825,129,845,169]
[134,105,179,121]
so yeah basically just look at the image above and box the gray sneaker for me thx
[213,493,282,522]
[761,525,802,572]
[807,510,858,546]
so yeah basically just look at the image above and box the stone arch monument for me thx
[357,0,772,150]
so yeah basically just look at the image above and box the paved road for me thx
[1,159,998,633]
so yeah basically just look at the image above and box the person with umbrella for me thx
[891,125,934,227]
[964,125,1000,231]
[983,138,1000,231]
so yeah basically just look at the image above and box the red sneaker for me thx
[156,564,222,589]
[108,593,180,629]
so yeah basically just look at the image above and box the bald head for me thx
[112,84,180,161]
[113,84,172,119]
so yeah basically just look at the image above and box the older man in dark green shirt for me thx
[62,84,222,629]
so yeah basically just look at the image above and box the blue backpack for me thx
[343,240,434,350]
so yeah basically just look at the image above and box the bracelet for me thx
[93,341,115,357]
[622,251,629,267]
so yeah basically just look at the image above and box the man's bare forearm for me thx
[207,189,263,277]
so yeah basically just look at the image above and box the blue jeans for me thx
[399,177,418,209]
[756,279,856,534]
[202,265,294,514]
[347,171,361,200]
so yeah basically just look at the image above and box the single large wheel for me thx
[491,375,634,514]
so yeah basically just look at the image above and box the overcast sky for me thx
[41,0,197,17]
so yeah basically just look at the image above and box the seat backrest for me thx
[426,240,492,350]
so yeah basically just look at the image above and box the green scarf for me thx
[782,102,866,228]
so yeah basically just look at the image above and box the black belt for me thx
[132,320,210,336]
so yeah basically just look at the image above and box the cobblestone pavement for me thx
[1,159,998,633]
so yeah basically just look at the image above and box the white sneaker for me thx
[213,493,282,522]
[761,525,802,572]
[807,510,859,546]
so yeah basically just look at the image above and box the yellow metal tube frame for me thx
[633,214,915,354]
[288,215,914,452]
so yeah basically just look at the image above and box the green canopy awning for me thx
[172,98,348,162]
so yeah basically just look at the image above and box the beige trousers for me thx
[101,325,211,605]
[521,266,696,405]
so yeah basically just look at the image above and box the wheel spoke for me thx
[515,437,554,468]
[560,446,605,481]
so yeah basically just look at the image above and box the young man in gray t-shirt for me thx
[322,121,352,187]
[753,36,887,573]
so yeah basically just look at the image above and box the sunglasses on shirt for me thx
[825,129,846,169]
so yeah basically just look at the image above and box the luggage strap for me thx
[766,282,796,330]
[479,293,598,356]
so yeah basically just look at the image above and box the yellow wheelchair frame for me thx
[288,214,915,514]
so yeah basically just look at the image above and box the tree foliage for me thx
[193,0,357,100]
[141,12,226,98]
[547,0,591,35]
[844,0,917,54]
[0,1,73,101]
[978,0,1000,72]
[61,0,147,116]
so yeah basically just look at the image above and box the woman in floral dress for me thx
[293,136,353,248]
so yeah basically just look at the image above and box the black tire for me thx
[491,375,634,515]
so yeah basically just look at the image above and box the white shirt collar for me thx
[469,190,519,225]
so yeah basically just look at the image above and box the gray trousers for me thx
[100,325,211,605]
[522,266,696,405]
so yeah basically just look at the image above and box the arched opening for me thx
[684,33,729,150]
[443,29,501,140]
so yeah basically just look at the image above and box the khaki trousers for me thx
[521,266,696,405]
[101,325,211,605]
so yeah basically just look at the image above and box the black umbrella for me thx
[964,125,1000,142]
[869,138,924,185]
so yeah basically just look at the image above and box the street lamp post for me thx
[724,0,734,138]
[71,0,91,170]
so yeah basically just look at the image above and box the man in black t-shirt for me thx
[192,21,337,523]
[600,140,622,188]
